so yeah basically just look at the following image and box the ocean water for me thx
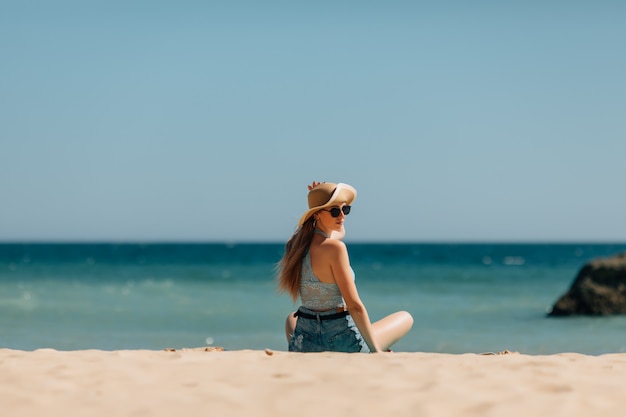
[2,243,626,355]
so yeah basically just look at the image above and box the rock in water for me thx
[548,253,626,316]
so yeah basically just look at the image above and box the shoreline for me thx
[3,348,626,416]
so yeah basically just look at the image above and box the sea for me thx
[2,242,626,355]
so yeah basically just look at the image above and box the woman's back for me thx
[299,252,345,310]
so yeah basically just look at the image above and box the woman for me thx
[278,181,413,353]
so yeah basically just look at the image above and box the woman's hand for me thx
[308,181,325,191]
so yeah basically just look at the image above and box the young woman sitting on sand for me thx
[278,181,414,353]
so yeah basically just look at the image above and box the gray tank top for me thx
[299,229,354,310]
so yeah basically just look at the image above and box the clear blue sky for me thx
[2,1,625,242]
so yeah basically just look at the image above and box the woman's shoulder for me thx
[318,238,348,258]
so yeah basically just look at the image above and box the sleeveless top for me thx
[299,230,353,310]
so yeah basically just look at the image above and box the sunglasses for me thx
[322,205,351,218]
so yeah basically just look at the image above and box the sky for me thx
[1,1,625,242]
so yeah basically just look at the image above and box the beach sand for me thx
[2,348,625,417]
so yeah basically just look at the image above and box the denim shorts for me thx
[288,307,370,353]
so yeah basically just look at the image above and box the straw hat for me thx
[297,182,357,227]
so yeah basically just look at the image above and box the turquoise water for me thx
[2,243,626,354]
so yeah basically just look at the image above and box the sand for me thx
[2,347,626,417]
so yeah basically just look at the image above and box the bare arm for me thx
[327,240,381,352]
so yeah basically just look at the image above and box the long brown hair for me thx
[277,216,316,302]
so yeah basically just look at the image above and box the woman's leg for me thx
[285,312,297,343]
[371,311,414,351]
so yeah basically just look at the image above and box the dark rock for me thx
[548,252,626,316]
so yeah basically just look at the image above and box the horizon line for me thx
[1,240,626,245]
